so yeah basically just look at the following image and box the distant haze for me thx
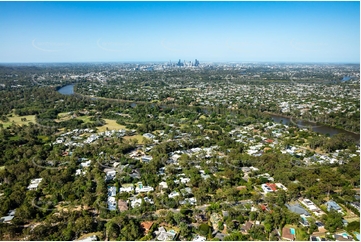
[0,1,359,63]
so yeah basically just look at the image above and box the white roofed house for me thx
[107,186,117,211]
[134,182,154,193]
[107,196,117,211]
[168,191,180,198]
[261,184,273,194]
[108,186,117,197]
[119,185,134,193]
[0,209,16,224]
[141,155,153,163]
[80,160,92,168]
[159,181,168,190]
[27,178,43,191]
[143,133,155,139]
[104,169,117,181]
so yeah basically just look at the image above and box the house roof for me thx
[327,200,342,211]
[266,183,277,191]
[0,215,14,223]
[334,234,353,241]
[241,221,253,231]
[286,203,310,216]
[117,200,128,211]
[214,232,226,241]
[282,227,295,240]
[141,221,154,232]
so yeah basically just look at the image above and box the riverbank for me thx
[263,111,360,136]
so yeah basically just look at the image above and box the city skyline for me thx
[0,1,360,63]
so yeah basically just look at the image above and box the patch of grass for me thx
[58,112,71,117]
[0,114,36,128]
[97,119,126,132]
[77,116,92,123]
[9,136,20,141]
[296,227,309,241]
[37,135,50,142]
[123,134,144,144]
[0,166,5,170]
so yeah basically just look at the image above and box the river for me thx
[269,114,359,143]
[57,84,74,95]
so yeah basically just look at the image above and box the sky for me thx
[0,1,359,63]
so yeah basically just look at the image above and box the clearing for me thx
[0,114,36,128]
[97,119,126,132]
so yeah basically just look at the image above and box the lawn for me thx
[0,114,36,128]
[0,166,4,170]
[76,116,92,123]
[97,119,126,132]
[123,134,145,144]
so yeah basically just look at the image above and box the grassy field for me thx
[97,119,126,132]
[77,116,92,123]
[123,134,144,144]
[0,114,36,128]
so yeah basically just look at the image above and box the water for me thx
[290,228,296,235]
[342,76,351,82]
[270,114,360,143]
[57,84,74,95]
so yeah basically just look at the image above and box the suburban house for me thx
[104,169,117,181]
[261,184,274,193]
[27,178,43,191]
[141,155,153,163]
[240,221,253,234]
[281,227,295,241]
[326,200,343,213]
[119,185,134,193]
[159,181,168,190]
[192,235,206,241]
[76,235,98,241]
[154,226,177,241]
[285,202,310,216]
[143,133,155,139]
[275,183,288,191]
[80,160,91,168]
[108,186,117,197]
[300,198,325,217]
[140,221,154,235]
[117,200,128,212]
[0,209,15,224]
[107,196,117,211]
[135,182,154,193]
[168,191,180,198]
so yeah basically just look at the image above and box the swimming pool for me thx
[290,228,296,235]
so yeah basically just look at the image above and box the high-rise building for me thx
[177,59,183,67]
[194,59,200,67]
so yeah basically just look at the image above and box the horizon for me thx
[0,1,360,63]
[0,60,360,65]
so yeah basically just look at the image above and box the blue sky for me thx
[0,1,359,63]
